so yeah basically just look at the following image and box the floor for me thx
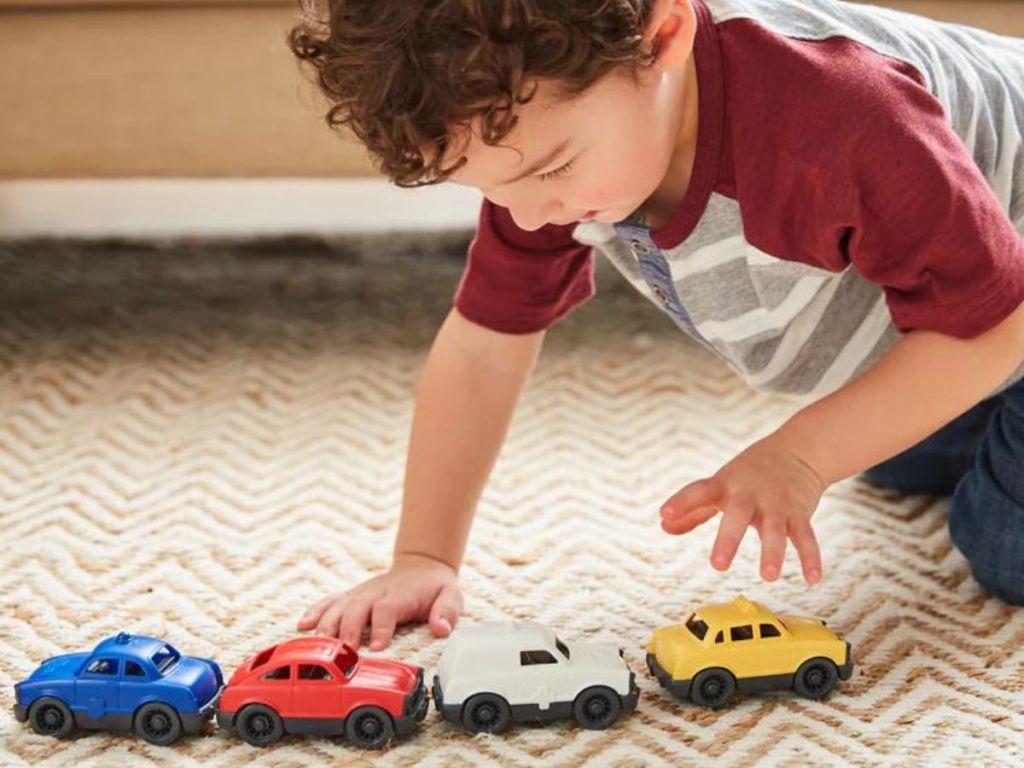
[0,236,1021,767]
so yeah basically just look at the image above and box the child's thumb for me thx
[428,585,463,637]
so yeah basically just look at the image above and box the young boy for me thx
[291,0,1024,649]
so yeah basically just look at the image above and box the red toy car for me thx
[215,637,427,749]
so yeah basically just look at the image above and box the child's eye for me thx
[539,160,574,182]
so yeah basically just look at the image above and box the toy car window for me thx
[125,661,146,677]
[686,615,709,640]
[151,644,181,674]
[86,658,118,675]
[730,625,754,642]
[298,664,332,681]
[262,665,291,680]
[520,650,558,666]
[554,638,571,660]
[760,623,781,639]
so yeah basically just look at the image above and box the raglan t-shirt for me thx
[453,0,1024,402]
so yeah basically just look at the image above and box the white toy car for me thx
[431,622,639,733]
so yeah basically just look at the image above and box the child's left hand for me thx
[660,433,828,584]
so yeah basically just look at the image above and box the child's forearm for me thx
[775,301,1024,485]
[393,307,545,571]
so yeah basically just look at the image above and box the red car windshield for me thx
[334,647,357,676]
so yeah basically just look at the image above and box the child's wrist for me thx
[392,549,460,574]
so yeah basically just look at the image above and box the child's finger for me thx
[661,478,723,520]
[789,517,823,584]
[338,597,375,648]
[368,600,398,651]
[710,499,755,571]
[298,593,342,631]
[661,504,718,535]
[315,597,350,638]
[428,585,463,638]
[757,515,787,581]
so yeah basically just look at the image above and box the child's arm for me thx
[298,307,545,648]
[661,300,1024,582]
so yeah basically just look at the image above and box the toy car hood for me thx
[348,656,420,693]
[565,642,626,671]
[776,615,843,643]
[24,652,90,682]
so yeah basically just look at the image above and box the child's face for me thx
[448,62,691,230]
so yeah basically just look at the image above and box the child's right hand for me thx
[296,553,463,651]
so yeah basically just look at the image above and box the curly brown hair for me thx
[288,0,656,187]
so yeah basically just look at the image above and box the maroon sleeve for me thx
[453,199,595,334]
[721,25,1024,339]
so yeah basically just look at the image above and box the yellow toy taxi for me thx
[646,596,853,709]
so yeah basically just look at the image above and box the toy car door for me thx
[118,659,152,712]
[256,663,294,713]
[516,648,562,715]
[75,657,120,723]
[293,663,343,721]
[755,621,795,676]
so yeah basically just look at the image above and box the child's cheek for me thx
[581,177,640,213]
[575,178,620,211]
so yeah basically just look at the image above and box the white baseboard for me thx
[0,178,482,238]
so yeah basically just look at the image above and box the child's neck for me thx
[639,54,700,231]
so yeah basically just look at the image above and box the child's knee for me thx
[949,474,1024,605]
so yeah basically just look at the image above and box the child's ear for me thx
[643,0,698,70]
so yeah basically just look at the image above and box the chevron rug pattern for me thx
[0,237,1021,767]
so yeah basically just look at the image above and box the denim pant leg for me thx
[949,379,1024,605]
[861,396,1002,496]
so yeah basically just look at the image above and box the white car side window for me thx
[520,650,558,666]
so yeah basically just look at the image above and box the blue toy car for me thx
[13,632,224,746]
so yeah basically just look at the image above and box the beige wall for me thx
[1,1,1022,179]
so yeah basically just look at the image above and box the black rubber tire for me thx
[461,693,513,735]
[793,658,839,700]
[690,668,737,709]
[573,686,622,730]
[28,697,75,739]
[134,702,183,746]
[236,704,285,747]
[345,706,395,750]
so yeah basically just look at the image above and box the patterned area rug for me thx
[0,236,1021,767]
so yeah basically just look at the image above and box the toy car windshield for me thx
[685,614,709,640]
[554,638,570,660]
[335,646,357,676]
[151,644,181,674]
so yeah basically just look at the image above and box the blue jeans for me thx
[861,377,1024,605]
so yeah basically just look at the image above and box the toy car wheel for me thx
[690,668,736,709]
[134,702,183,746]
[28,697,75,739]
[461,693,512,735]
[794,658,839,700]
[573,686,622,730]
[236,704,284,747]
[345,706,394,750]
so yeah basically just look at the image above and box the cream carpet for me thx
[0,236,1021,767]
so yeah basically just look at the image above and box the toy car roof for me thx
[91,632,170,661]
[447,621,556,650]
[261,636,356,667]
[694,596,778,628]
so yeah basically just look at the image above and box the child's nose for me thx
[508,198,563,232]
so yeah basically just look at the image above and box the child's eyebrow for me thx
[497,138,572,186]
